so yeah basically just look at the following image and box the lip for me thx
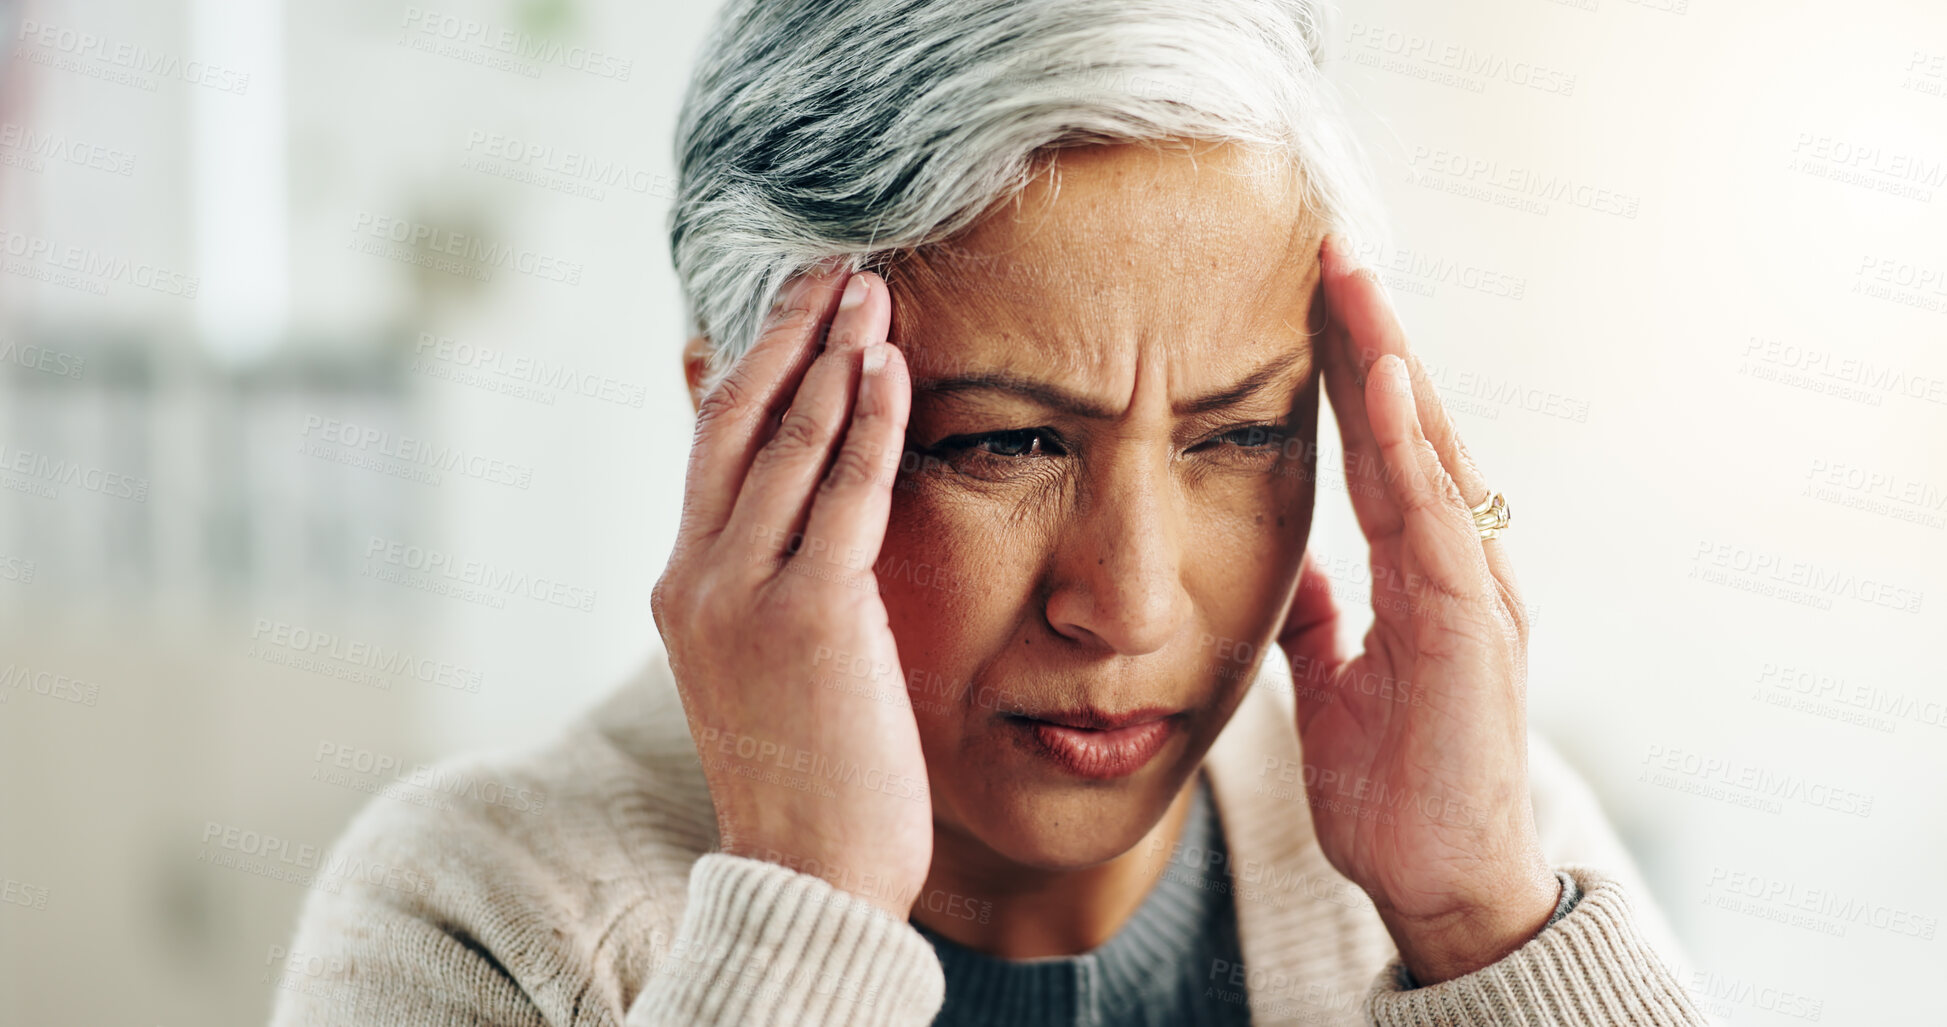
[1007,710,1180,780]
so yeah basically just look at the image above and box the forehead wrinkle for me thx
[888,235,1316,419]
[882,142,1325,414]
[885,247,1104,388]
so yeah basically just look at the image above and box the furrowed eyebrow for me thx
[911,347,1311,419]
[1173,348,1310,416]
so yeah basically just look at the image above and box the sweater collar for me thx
[912,773,1239,1026]
[1202,653,1385,1022]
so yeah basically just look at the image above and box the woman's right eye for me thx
[921,429,1068,481]
[952,429,1061,458]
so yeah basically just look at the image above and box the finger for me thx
[1316,235,1405,543]
[1365,354,1493,605]
[1277,550,1346,728]
[679,261,849,538]
[1396,350,1522,603]
[722,273,893,569]
[1322,235,1520,605]
[1325,239,1492,519]
[798,341,912,591]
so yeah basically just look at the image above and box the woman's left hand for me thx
[1277,233,1558,985]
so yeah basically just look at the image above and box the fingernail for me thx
[839,274,870,313]
[863,343,887,375]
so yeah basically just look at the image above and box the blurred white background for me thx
[1,0,1941,1023]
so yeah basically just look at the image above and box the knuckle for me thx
[758,305,829,356]
[824,313,873,352]
[650,572,684,638]
[689,576,746,634]
[695,368,751,425]
[822,443,885,493]
[1435,471,1466,509]
[767,409,824,457]
[766,301,821,337]
[751,574,815,620]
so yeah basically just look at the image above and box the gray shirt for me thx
[914,773,1584,1025]
[914,774,1252,1027]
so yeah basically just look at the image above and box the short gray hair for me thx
[670,0,1387,387]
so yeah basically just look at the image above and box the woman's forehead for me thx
[885,140,1322,397]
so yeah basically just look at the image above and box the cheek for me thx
[876,483,1046,731]
[1181,461,1317,663]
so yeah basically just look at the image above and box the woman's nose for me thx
[1042,463,1191,656]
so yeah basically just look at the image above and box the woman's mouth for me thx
[1006,709,1180,780]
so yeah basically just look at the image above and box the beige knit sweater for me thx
[269,646,1707,1026]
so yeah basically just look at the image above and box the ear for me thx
[681,334,712,413]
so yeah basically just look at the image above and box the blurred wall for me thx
[0,0,1940,1024]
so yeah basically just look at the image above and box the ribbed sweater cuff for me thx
[1364,865,1707,1027]
[628,853,945,1027]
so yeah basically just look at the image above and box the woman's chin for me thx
[949,779,1190,872]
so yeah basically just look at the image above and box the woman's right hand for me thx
[651,266,932,919]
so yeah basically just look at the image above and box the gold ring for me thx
[1471,492,1511,541]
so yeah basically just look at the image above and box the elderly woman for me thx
[275,1,1706,1025]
